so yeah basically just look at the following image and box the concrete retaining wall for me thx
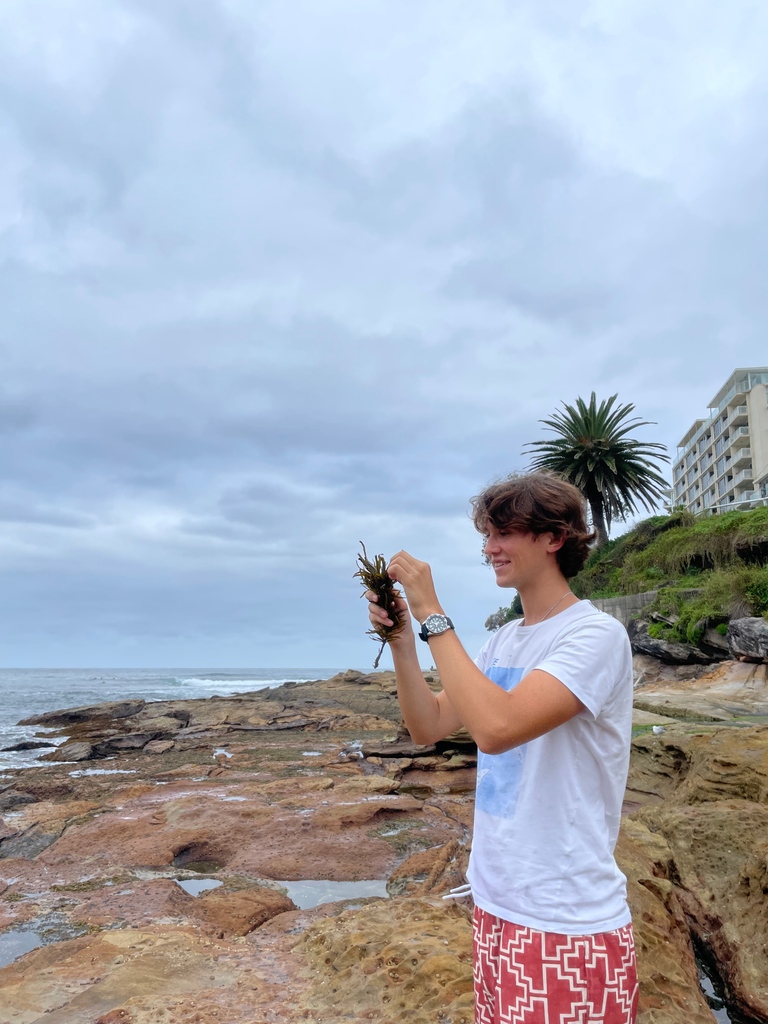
[591,591,658,626]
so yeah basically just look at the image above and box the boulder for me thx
[699,625,731,658]
[143,739,176,754]
[727,617,768,662]
[19,700,146,727]
[0,740,57,752]
[631,628,713,664]
[48,741,94,762]
[196,885,296,936]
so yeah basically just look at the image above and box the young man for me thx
[367,472,638,1024]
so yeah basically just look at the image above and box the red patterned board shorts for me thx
[473,907,638,1024]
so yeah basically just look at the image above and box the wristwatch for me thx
[418,613,455,642]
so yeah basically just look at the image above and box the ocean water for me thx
[0,667,344,773]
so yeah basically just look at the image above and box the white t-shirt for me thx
[467,599,633,934]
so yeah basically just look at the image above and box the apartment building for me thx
[673,367,768,515]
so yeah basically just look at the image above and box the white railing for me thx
[728,404,748,424]
[701,495,768,515]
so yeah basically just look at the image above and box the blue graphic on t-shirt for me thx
[476,666,526,819]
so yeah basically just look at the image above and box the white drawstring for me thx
[442,883,472,900]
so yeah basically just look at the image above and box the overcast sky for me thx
[2,0,767,669]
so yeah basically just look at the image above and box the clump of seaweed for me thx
[354,542,405,668]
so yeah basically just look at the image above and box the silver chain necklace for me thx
[525,590,573,626]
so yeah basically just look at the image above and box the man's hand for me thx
[386,550,444,626]
[366,590,415,647]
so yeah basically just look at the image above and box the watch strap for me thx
[418,614,455,642]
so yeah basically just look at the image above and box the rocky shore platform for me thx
[1,665,767,1023]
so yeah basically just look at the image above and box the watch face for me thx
[425,614,449,632]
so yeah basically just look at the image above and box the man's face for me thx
[482,523,555,590]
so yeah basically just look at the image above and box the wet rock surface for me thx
[1,667,768,1022]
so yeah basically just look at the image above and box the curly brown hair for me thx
[470,472,596,578]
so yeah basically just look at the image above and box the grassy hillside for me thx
[570,507,768,644]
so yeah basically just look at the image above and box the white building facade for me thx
[673,367,768,515]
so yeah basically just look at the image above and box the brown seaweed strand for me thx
[354,542,405,668]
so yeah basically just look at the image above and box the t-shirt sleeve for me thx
[535,616,632,718]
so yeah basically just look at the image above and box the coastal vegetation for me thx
[486,506,768,642]
[524,392,670,546]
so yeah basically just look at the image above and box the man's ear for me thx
[546,531,565,553]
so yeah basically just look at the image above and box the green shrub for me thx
[738,565,768,614]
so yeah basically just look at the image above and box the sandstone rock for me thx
[142,739,175,754]
[50,740,94,762]
[0,822,65,859]
[360,739,437,757]
[295,896,474,1023]
[727,616,768,662]
[0,787,36,811]
[20,700,146,727]
[334,776,400,796]
[634,659,768,720]
[8,668,768,1024]
[632,654,708,689]
[94,732,165,755]
[196,885,296,936]
[129,714,184,734]
[616,820,715,1023]
[312,794,423,828]
[387,839,469,897]
[0,819,20,841]
[0,928,241,1024]
[628,727,768,805]
[635,800,768,1020]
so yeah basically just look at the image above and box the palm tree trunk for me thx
[589,498,609,547]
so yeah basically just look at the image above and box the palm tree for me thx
[524,392,669,547]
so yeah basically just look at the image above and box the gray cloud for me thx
[1,1,767,665]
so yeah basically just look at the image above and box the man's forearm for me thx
[389,640,456,745]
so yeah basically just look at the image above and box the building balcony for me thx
[728,404,748,427]
[730,425,751,448]
[734,468,754,487]
[732,448,752,469]
[714,379,749,414]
